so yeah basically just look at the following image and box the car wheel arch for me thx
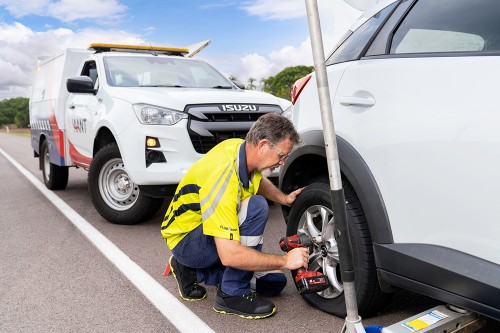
[93,126,116,156]
[280,129,393,244]
[38,134,48,170]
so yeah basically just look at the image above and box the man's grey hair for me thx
[246,113,300,146]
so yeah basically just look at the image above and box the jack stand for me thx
[340,281,367,333]
[340,316,366,333]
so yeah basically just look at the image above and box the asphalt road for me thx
[1,132,499,333]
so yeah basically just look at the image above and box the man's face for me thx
[258,138,294,174]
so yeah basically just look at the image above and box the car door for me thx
[333,0,500,265]
[66,60,101,167]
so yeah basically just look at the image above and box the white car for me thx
[280,0,500,321]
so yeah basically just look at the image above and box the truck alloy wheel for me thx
[286,182,387,317]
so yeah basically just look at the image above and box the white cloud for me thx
[239,53,273,81]
[48,0,127,23]
[233,39,313,85]
[0,0,127,23]
[0,58,31,87]
[241,0,361,24]
[268,40,313,67]
[241,0,305,20]
[240,0,361,51]
[0,22,144,99]
[232,0,360,87]
[0,0,50,17]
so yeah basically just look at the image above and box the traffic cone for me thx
[163,261,171,276]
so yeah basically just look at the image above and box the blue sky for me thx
[0,0,361,99]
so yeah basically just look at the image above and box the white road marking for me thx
[0,148,214,333]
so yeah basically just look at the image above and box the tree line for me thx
[242,65,315,100]
[0,97,29,128]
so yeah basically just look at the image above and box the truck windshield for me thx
[103,56,234,88]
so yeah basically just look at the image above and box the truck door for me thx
[66,60,101,167]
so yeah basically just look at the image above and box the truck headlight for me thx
[133,104,187,125]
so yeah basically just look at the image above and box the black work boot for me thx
[169,256,206,301]
[213,287,276,319]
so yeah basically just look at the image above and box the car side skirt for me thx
[374,243,500,320]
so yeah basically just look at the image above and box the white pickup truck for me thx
[29,42,290,224]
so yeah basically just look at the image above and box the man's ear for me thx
[257,139,268,153]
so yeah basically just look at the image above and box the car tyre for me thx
[286,181,388,317]
[41,139,68,190]
[88,143,163,224]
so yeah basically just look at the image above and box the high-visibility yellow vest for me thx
[161,139,262,249]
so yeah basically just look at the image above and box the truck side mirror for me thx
[67,76,97,94]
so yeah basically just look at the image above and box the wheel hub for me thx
[298,204,343,299]
[115,174,131,194]
[320,245,328,257]
[98,158,140,211]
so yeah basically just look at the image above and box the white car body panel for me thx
[333,56,500,264]
[294,55,500,265]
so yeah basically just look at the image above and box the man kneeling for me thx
[161,113,308,319]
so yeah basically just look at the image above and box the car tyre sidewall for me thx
[286,181,387,317]
[41,139,68,190]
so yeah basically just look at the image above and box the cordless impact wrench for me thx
[279,234,330,294]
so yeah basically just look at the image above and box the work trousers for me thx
[172,195,287,296]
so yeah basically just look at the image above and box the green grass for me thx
[0,128,30,137]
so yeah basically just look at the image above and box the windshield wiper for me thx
[211,85,233,89]
[140,84,186,88]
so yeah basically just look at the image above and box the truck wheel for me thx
[41,139,68,190]
[286,182,388,317]
[88,143,163,224]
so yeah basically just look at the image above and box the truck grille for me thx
[190,130,249,154]
[185,104,283,154]
[202,113,262,122]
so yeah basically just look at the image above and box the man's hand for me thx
[283,187,304,206]
[257,177,305,206]
[282,247,309,270]
[215,237,309,272]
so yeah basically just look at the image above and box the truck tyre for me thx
[41,139,68,190]
[88,143,163,224]
[286,182,387,317]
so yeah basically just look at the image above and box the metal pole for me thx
[304,1,365,332]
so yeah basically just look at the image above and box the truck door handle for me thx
[339,96,375,107]
[69,104,75,109]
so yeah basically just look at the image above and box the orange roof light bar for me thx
[88,43,189,56]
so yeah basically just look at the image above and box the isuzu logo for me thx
[221,104,258,112]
